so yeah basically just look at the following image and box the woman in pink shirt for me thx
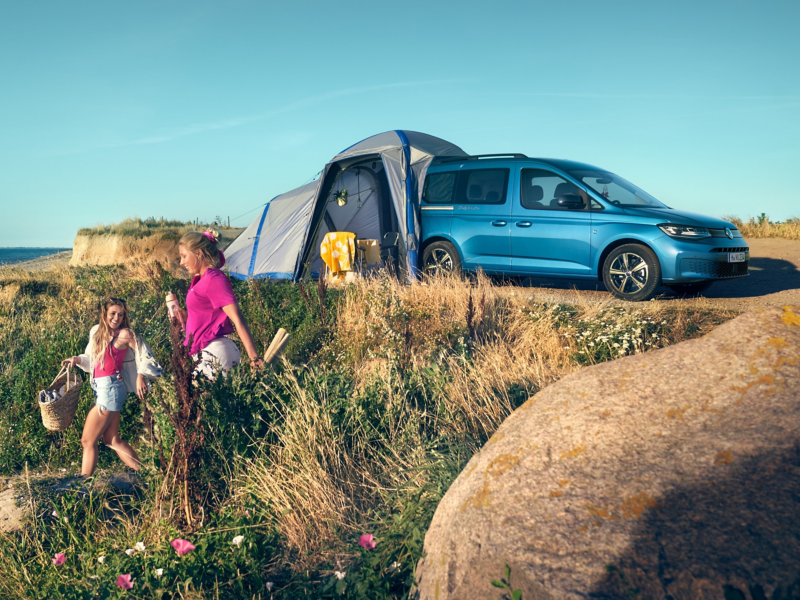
[178,229,263,378]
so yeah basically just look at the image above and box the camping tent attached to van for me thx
[225,130,467,282]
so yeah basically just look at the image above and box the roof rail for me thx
[434,153,528,163]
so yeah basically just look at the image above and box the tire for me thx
[602,244,661,302]
[421,241,462,277]
[666,281,714,297]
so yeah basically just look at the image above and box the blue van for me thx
[419,154,749,301]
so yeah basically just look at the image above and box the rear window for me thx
[457,169,509,205]
[422,172,457,204]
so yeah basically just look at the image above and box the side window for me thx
[520,168,585,211]
[422,172,457,204]
[456,169,509,204]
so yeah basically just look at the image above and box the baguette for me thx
[264,328,290,365]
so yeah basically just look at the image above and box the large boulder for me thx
[415,306,800,600]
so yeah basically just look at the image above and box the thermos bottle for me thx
[165,292,186,331]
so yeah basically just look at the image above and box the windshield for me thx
[566,169,669,209]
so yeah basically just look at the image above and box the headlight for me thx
[657,224,711,239]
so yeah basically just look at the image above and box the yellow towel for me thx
[320,232,356,275]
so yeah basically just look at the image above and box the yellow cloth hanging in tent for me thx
[320,232,356,278]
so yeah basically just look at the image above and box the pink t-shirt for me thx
[184,269,237,355]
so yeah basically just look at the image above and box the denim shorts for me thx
[92,375,127,412]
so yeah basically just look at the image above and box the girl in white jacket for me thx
[62,297,163,476]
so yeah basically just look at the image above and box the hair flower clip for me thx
[202,229,220,244]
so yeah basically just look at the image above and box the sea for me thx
[0,247,71,267]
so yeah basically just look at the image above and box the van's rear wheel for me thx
[422,241,462,277]
[602,244,661,301]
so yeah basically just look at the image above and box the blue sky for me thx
[2,0,798,247]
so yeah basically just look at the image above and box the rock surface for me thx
[0,479,26,533]
[415,306,800,600]
[0,471,143,533]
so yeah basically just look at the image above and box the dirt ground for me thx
[504,238,800,310]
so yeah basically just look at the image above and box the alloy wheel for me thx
[424,248,454,274]
[608,252,649,295]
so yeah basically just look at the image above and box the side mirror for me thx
[557,193,585,208]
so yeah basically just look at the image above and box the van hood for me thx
[621,207,734,229]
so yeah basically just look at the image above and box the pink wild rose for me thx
[52,553,66,566]
[116,574,134,590]
[358,534,376,550]
[171,538,196,556]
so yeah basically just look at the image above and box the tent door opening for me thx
[307,156,397,277]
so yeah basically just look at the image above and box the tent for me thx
[226,181,318,280]
[226,130,467,281]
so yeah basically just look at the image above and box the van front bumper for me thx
[651,235,750,283]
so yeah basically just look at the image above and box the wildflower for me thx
[334,571,346,580]
[266,582,274,591]
[52,553,66,566]
[171,539,196,556]
[116,574,134,590]
[125,549,135,556]
[63,517,69,524]
[51,510,58,518]
[154,568,164,578]
[232,535,244,548]
[245,510,251,518]
[98,556,106,564]
[358,533,376,550]
[134,542,145,552]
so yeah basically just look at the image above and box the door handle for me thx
[491,220,507,227]
[516,221,532,228]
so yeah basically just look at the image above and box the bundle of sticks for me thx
[264,328,290,366]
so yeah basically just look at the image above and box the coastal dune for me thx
[70,232,183,267]
[69,228,244,268]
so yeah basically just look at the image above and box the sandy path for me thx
[0,250,73,272]
[504,238,800,310]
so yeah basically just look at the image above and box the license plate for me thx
[728,252,745,263]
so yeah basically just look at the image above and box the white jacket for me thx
[76,325,163,393]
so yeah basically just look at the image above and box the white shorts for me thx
[193,337,241,380]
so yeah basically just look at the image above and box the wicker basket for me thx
[38,366,83,432]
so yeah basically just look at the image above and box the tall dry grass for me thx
[77,217,195,238]
[235,272,738,569]
[76,217,241,240]
[727,215,800,240]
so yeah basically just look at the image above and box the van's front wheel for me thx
[602,244,661,301]
[422,241,462,277]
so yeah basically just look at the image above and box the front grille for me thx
[709,228,743,238]
[680,259,749,278]
[709,247,749,253]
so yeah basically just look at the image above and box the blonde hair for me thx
[93,297,131,362]
[180,231,222,269]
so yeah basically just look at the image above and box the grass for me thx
[727,214,800,240]
[0,264,739,599]
[77,217,238,239]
